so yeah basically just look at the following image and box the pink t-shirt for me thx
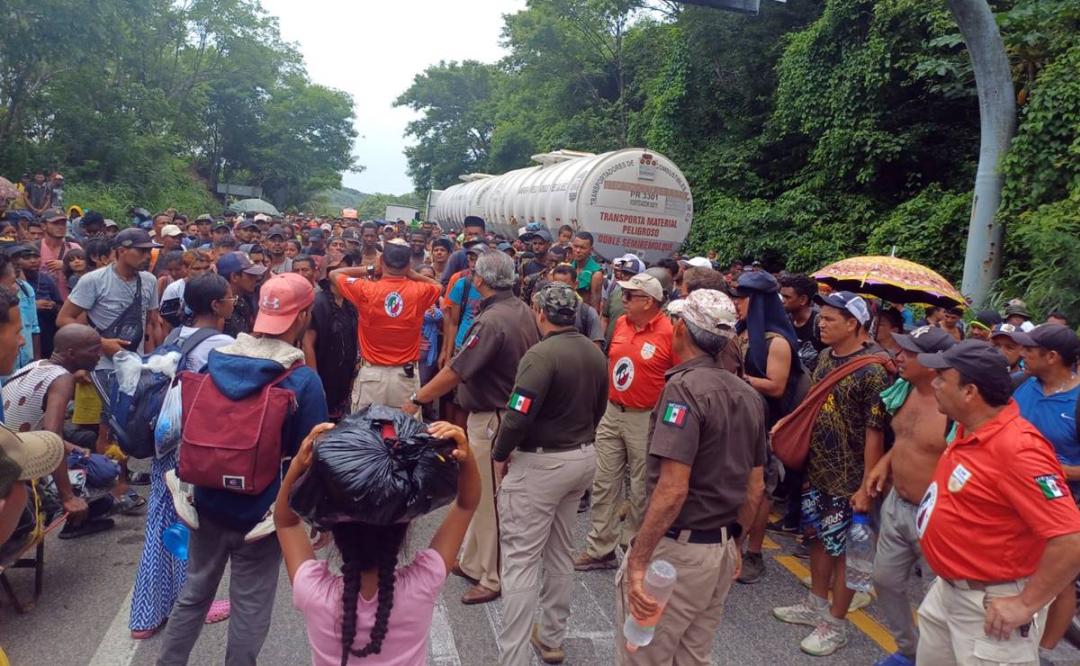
[292,549,447,666]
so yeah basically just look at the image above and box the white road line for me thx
[88,584,140,666]
[428,599,462,666]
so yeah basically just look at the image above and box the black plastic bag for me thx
[289,405,459,527]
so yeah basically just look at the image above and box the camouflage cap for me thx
[681,289,737,334]
[534,282,580,320]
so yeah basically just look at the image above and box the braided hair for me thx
[333,523,408,665]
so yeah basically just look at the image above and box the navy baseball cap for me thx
[308,229,325,240]
[892,325,956,354]
[217,251,267,278]
[265,225,287,240]
[1008,323,1080,359]
[918,340,1013,396]
[814,291,870,325]
[115,228,162,249]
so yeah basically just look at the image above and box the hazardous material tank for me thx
[426,148,692,265]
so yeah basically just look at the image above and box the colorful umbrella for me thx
[812,256,965,308]
[0,177,18,200]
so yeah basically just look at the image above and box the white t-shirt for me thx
[176,326,234,372]
[162,278,186,304]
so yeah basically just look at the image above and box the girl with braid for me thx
[275,421,480,665]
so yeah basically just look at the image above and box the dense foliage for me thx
[0,0,357,214]
[397,0,1079,318]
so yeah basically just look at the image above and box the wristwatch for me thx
[409,392,424,407]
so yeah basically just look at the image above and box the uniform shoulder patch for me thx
[661,401,689,428]
[464,331,480,349]
[1035,474,1066,500]
[508,388,536,414]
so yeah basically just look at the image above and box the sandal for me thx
[205,599,231,624]
[113,490,147,516]
[58,517,115,539]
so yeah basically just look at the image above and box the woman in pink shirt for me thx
[275,421,480,666]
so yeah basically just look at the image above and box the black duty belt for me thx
[665,523,742,544]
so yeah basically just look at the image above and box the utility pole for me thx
[947,0,1016,306]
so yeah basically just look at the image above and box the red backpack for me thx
[177,364,299,495]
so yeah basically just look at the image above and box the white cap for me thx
[678,256,713,269]
[160,224,184,238]
[253,213,270,222]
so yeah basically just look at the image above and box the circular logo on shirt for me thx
[384,292,404,318]
[641,342,656,360]
[613,357,635,392]
[915,481,938,539]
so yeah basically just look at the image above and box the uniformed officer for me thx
[491,282,609,665]
[329,238,442,412]
[617,289,767,666]
[576,273,676,571]
[403,250,540,604]
[915,340,1080,665]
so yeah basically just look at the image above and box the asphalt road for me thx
[3,476,1080,665]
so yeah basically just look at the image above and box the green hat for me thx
[534,282,580,320]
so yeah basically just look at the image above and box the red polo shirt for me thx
[917,401,1080,582]
[606,311,675,409]
[337,274,440,366]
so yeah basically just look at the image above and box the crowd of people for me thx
[0,184,1079,666]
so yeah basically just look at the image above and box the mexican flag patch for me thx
[662,402,689,428]
[508,389,535,414]
[1035,474,1066,500]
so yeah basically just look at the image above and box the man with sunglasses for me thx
[601,254,645,349]
[576,272,675,572]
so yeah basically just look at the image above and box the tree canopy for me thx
[397,0,1080,319]
[0,0,357,217]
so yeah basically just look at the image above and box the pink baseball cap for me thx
[253,273,314,335]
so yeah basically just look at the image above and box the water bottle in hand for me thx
[624,559,678,652]
[845,512,875,593]
[163,521,190,561]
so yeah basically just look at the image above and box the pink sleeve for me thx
[292,559,335,612]
[401,549,448,603]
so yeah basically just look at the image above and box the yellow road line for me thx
[773,555,898,654]
[762,535,780,550]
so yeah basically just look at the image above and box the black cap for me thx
[266,225,287,240]
[5,244,39,258]
[465,240,488,255]
[195,213,214,223]
[114,227,162,249]
[892,325,956,354]
[40,207,67,222]
[918,340,1013,397]
[1007,323,1080,360]
[212,221,231,232]
[521,227,553,243]
[239,220,260,230]
[342,229,361,242]
[223,209,238,217]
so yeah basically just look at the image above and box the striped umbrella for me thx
[812,256,965,308]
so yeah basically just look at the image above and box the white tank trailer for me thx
[426,148,693,265]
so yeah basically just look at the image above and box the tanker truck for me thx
[426,148,692,265]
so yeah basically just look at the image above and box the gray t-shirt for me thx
[68,265,159,363]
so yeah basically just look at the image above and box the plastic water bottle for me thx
[624,559,678,652]
[845,512,875,593]
[163,521,190,561]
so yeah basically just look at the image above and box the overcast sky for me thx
[260,0,525,195]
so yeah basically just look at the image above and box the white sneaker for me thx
[165,470,199,529]
[800,620,849,656]
[772,598,826,627]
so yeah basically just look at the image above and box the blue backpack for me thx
[93,327,219,459]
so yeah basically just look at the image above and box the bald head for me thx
[53,324,103,372]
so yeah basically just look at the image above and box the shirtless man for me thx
[863,325,956,666]
[359,221,382,268]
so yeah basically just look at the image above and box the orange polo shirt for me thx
[607,311,675,409]
[917,400,1080,582]
[336,274,440,366]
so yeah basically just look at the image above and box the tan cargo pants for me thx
[917,577,1046,665]
[350,362,419,414]
[458,410,503,592]
[497,445,596,665]
[614,535,738,665]
[585,402,651,559]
